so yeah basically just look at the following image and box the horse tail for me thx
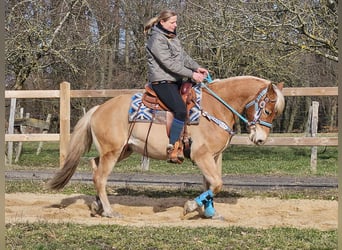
[47,105,99,190]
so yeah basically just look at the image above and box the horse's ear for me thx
[276,82,284,91]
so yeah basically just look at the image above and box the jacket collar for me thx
[155,22,176,38]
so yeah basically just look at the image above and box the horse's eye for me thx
[264,109,272,116]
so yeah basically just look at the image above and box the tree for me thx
[5,0,338,132]
[179,0,337,132]
[5,0,117,90]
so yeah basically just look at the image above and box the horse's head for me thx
[246,82,285,145]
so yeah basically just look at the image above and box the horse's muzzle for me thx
[249,125,267,145]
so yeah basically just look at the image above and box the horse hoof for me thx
[211,213,225,221]
[90,200,103,217]
[183,200,199,216]
[101,211,123,218]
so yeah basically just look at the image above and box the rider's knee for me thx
[174,110,187,121]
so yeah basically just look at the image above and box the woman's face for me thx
[160,15,177,33]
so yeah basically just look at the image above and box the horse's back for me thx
[93,94,132,119]
[90,94,132,145]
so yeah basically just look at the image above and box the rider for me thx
[144,9,208,163]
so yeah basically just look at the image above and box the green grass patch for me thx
[6,142,338,177]
[222,145,337,176]
[6,222,337,250]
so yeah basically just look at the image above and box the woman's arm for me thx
[148,34,194,78]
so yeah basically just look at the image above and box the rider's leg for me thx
[152,82,186,163]
[167,118,185,163]
[167,106,187,163]
[169,118,184,144]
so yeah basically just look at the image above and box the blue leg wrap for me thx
[194,189,215,217]
[204,198,215,218]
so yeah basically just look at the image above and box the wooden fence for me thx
[5,82,338,168]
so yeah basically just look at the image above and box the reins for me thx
[200,76,249,125]
[200,74,273,128]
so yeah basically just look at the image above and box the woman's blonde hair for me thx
[144,10,177,35]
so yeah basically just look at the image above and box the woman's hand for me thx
[192,67,209,83]
[196,67,208,77]
[192,71,206,83]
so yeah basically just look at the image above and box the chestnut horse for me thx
[48,76,285,219]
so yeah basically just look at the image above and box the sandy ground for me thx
[5,192,337,230]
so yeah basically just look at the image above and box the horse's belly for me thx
[128,123,169,160]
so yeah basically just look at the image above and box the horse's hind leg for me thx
[90,153,121,218]
[90,157,103,216]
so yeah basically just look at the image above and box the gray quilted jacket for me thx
[146,25,200,83]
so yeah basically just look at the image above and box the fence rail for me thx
[5,86,338,98]
[5,82,338,166]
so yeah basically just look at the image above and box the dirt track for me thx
[5,192,337,230]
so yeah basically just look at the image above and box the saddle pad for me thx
[128,85,202,125]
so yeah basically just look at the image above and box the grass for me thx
[6,222,337,250]
[6,142,338,177]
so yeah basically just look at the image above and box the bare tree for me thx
[5,0,338,132]
[179,0,337,132]
[5,0,117,90]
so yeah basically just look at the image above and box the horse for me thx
[47,75,285,219]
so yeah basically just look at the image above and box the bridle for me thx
[245,87,276,128]
[200,75,277,130]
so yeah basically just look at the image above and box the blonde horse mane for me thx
[272,83,285,116]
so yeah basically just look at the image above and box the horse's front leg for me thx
[183,151,223,219]
[90,155,122,218]
[203,153,222,190]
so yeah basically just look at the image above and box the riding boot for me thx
[167,118,185,163]
[167,141,183,164]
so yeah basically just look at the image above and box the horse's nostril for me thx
[257,139,265,145]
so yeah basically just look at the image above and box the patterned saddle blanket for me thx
[128,85,202,125]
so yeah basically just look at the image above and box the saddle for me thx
[142,82,196,112]
[141,81,197,160]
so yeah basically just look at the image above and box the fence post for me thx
[310,101,319,173]
[141,156,150,171]
[59,82,71,167]
[14,109,27,163]
[7,98,16,165]
[36,113,52,155]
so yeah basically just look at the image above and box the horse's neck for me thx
[208,80,263,113]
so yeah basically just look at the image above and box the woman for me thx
[144,9,208,163]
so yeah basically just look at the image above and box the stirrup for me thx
[167,141,184,164]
